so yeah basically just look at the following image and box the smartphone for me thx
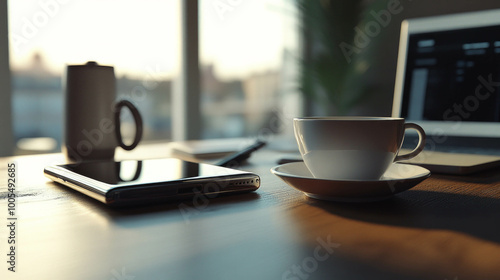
[44,158,260,206]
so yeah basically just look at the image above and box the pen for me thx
[215,140,266,167]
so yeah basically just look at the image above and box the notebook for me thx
[392,9,500,174]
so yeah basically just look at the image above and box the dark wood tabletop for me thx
[1,143,500,280]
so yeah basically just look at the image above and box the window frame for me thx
[0,0,13,156]
[173,0,201,141]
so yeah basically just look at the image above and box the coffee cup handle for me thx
[114,100,143,151]
[394,123,426,162]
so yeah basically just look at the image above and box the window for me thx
[5,0,301,155]
[8,0,176,154]
[199,0,300,139]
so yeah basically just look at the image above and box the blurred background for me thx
[3,0,500,155]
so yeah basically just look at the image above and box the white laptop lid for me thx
[392,9,500,138]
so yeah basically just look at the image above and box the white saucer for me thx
[270,162,430,202]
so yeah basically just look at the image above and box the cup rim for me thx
[293,116,404,121]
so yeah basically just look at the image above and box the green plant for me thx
[298,0,386,115]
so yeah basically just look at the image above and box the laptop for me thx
[393,9,500,174]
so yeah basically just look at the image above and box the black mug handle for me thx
[114,100,143,151]
[116,161,143,182]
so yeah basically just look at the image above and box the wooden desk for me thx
[1,144,500,280]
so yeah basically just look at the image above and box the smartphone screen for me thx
[44,158,260,206]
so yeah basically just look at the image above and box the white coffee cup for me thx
[293,117,426,180]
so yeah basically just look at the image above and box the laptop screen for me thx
[393,9,500,137]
